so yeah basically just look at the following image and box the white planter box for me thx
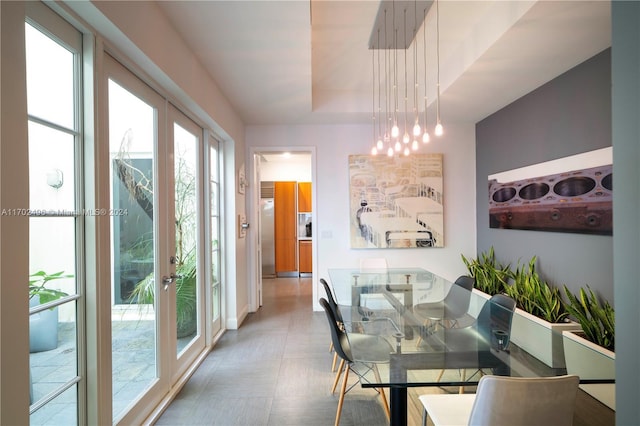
[562,330,615,410]
[510,308,582,368]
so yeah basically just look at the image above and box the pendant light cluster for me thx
[370,0,443,157]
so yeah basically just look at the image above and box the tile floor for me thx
[156,277,399,426]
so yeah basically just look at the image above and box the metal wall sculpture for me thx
[349,154,444,248]
[488,148,612,235]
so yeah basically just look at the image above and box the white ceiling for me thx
[156,1,611,127]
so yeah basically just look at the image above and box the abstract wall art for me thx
[349,154,444,248]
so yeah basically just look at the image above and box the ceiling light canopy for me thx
[369,0,443,157]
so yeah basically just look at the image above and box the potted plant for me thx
[29,270,71,353]
[504,256,580,368]
[562,285,615,410]
[461,247,512,318]
[461,247,512,296]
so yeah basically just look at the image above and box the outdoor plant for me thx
[128,249,197,337]
[127,144,198,338]
[505,256,568,323]
[564,285,615,351]
[29,270,71,304]
[461,247,512,295]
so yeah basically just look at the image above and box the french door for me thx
[104,54,205,424]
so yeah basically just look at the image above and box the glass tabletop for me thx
[327,268,616,389]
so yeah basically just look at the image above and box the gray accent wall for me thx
[475,49,613,302]
[612,2,640,423]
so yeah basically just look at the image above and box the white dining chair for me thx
[419,374,579,426]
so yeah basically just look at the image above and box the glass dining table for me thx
[327,268,615,426]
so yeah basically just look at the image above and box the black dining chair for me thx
[320,278,344,373]
[425,293,517,393]
[319,297,392,426]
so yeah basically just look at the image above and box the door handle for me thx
[162,273,182,291]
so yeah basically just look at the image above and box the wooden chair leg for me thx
[372,365,390,419]
[335,366,350,426]
[331,352,338,372]
[459,369,466,394]
[435,369,445,382]
[329,341,334,352]
[331,359,345,394]
[376,387,391,420]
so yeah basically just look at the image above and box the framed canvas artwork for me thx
[488,147,612,235]
[349,154,444,248]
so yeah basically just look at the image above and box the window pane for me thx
[29,217,77,303]
[28,121,76,212]
[29,382,78,425]
[174,123,199,351]
[25,23,74,129]
[209,144,220,323]
[108,78,158,420]
[30,300,77,387]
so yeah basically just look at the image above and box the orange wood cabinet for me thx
[297,182,312,212]
[299,240,312,273]
[274,181,297,273]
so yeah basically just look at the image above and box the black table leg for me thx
[389,387,407,426]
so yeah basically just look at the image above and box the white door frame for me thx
[247,146,317,312]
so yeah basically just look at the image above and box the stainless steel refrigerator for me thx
[260,182,275,278]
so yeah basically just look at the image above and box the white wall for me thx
[259,155,312,182]
[246,123,477,309]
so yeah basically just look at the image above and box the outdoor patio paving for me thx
[30,318,194,425]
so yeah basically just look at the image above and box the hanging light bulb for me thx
[435,121,443,136]
[403,131,410,144]
[413,119,421,137]
[370,0,434,155]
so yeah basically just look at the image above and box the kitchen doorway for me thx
[249,149,315,311]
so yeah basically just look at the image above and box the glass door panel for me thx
[209,141,222,333]
[107,75,160,420]
[172,122,199,354]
